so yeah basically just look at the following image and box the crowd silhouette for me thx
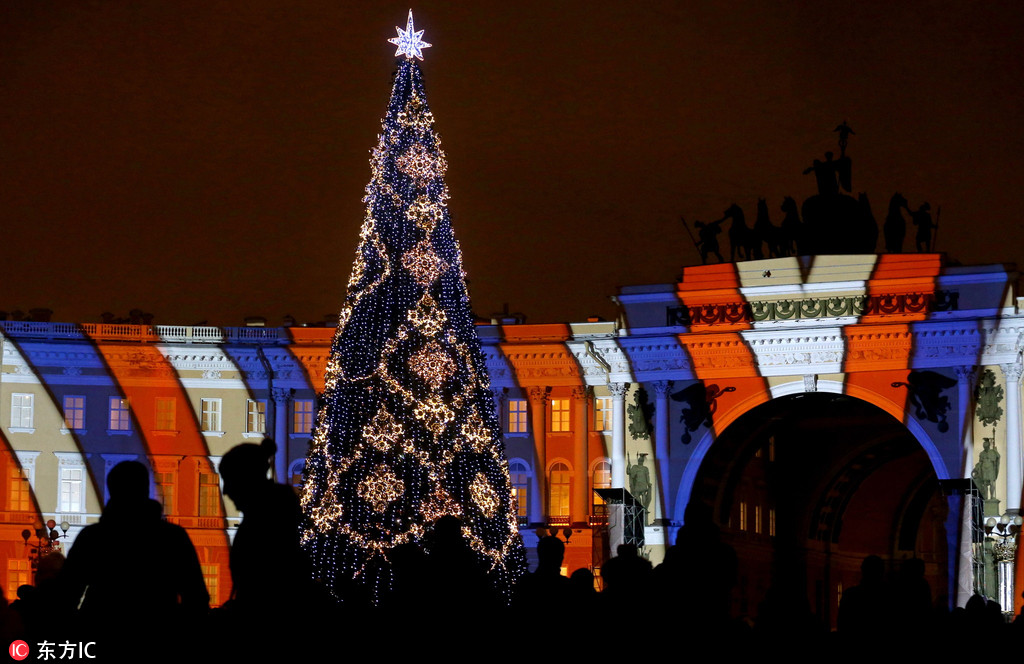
[4,445,1023,657]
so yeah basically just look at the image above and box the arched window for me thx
[508,459,530,523]
[548,461,571,521]
[288,458,306,490]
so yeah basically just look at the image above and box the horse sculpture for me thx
[779,196,803,256]
[720,203,758,262]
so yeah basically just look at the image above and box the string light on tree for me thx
[299,12,526,604]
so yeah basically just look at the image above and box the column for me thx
[272,388,292,483]
[652,380,672,523]
[528,386,548,524]
[954,365,977,608]
[572,385,588,526]
[1001,362,1023,513]
[610,382,628,489]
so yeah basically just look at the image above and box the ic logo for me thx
[9,640,29,661]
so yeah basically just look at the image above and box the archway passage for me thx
[690,393,948,629]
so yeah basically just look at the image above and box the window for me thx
[63,396,85,430]
[739,501,748,532]
[549,399,570,432]
[246,399,266,434]
[293,400,314,435]
[8,463,31,512]
[155,397,176,431]
[507,399,528,434]
[10,393,34,430]
[592,459,611,507]
[7,559,30,602]
[549,461,571,518]
[509,460,529,520]
[755,504,763,535]
[199,471,221,517]
[154,471,174,515]
[201,399,222,433]
[594,397,612,432]
[202,564,219,606]
[59,467,85,513]
[109,397,131,432]
[289,459,306,490]
[769,508,776,537]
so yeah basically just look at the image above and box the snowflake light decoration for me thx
[388,10,432,61]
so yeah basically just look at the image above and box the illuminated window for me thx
[739,501,748,532]
[109,397,131,432]
[755,504,763,534]
[549,461,571,518]
[549,399,570,432]
[289,459,306,490]
[59,467,85,513]
[507,399,528,434]
[154,471,174,515]
[155,397,176,431]
[199,472,221,517]
[6,559,30,602]
[769,508,776,537]
[509,460,529,520]
[8,464,31,512]
[592,459,611,507]
[293,400,314,435]
[63,396,85,430]
[201,399,222,433]
[246,399,266,434]
[594,397,612,432]
[202,564,219,605]
[10,393,34,430]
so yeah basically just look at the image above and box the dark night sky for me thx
[2,2,1022,326]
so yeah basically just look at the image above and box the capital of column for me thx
[528,386,549,404]
[272,387,294,404]
[650,380,673,398]
[571,385,587,400]
[955,365,978,388]
[1001,361,1023,384]
[609,382,629,399]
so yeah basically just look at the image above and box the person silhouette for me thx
[60,460,208,656]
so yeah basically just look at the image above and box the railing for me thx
[0,321,302,345]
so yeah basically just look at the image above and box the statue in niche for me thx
[627,452,652,522]
[628,387,654,440]
[671,382,737,445]
[891,370,958,433]
[971,438,1000,501]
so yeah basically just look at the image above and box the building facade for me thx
[2,254,1022,622]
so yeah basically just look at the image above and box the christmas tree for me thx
[300,11,526,604]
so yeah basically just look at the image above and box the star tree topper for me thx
[389,10,432,61]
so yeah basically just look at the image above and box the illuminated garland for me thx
[299,34,526,604]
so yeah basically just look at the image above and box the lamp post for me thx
[21,519,71,573]
[984,513,1022,617]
